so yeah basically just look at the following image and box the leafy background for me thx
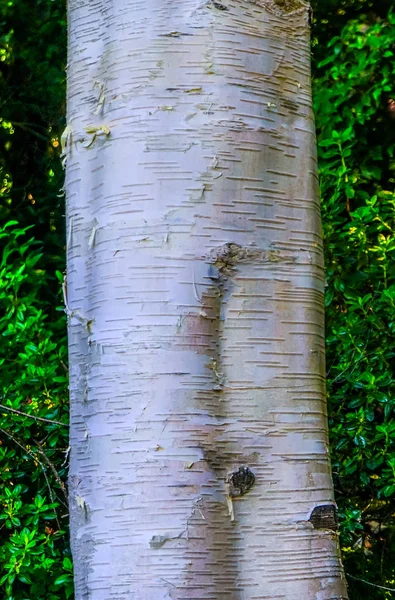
[0,0,394,598]
[313,1,395,597]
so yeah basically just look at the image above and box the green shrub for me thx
[0,222,71,599]
[313,6,395,596]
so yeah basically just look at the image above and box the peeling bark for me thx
[66,0,347,598]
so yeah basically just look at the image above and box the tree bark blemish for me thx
[206,357,224,391]
[210,242,296,276]
[308,504,338,531]
[198,0,229,11]
[246,0,309,17]
[226,466,256,496]
[149,532,187,549]
[211,1,229,10]
[270,0,308,13]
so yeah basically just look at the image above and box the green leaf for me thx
[54,574,73,586]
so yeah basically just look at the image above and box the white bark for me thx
[66,1,348,598]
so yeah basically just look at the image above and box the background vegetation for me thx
[0,2,71,598]
[0,0,394,598]
[313,1,395,597]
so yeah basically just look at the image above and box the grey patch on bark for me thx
[308,504,338,531]
[149,535,170,549]
[227,466,256,497]
[245,0,309,16]
[149,531,186,549]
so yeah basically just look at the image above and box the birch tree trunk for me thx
[66,1,348,598]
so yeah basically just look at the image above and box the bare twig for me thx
[34,439,68,503]
[0,403,67,426]
[346,572,395,593]
[40,465,62,530]
[10,121,49,141]
[0,427,63,527]
[60,360,69,373]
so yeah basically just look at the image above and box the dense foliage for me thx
[0,0,394,598]
[313,1,395,597]
[0,1,70,598]
[0,223,71,598]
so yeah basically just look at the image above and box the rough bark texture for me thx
[66,1,348,598]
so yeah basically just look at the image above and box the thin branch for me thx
[0,427,63,527]
[60,360,69,373]
[0,425,41,462]
[11,121,50,141]
[346,572,395,593]
[0,403,67,426]
[40,463,62,531]
[34,439,68,503]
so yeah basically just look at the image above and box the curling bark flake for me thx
[66,0,348,598]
